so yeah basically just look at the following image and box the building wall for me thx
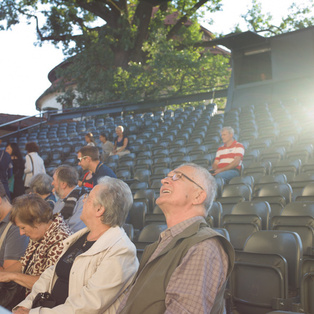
[227,27,314,110]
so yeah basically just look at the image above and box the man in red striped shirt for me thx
[210,126,244,183]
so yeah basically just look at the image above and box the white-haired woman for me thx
[13,177,139,314]
[112,126,130,156]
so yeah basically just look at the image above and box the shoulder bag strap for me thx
[0,150,4,162]
[28,154,34,175]
[0,222,13,250]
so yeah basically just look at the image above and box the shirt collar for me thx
[160,216,205,240]
[0,211,11,225]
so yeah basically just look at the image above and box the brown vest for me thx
[119,220,235,314]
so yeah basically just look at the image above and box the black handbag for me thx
[0,281,26,311]
[32,292,56,309]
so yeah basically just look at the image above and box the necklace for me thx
[82,229,107,247]
[82,237,88,247]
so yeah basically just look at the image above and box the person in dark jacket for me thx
[5,143,25,199]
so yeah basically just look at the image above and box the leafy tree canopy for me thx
[0,0,232,107]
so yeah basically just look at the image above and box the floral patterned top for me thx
[20,214,72,293]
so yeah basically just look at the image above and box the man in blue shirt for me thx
[77,146,116,187]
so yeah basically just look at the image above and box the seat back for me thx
[215,197,246,217]
[271,159,301,181]
[221,183,252,201]
[145,205,166,225]
[135,223,168,260]
[133,189,155,213]
[281,202,314,217]
[207,201,223,228]
[137,223,167,243]
[123,223,134,241]
[254,183,292,203]
[244,230,303,293]
[231,251,288,314]
[300,258,314,314]
[301,182,314,197]
[127,201,147,235]
[271,216,314,257]
[213,228,230,241]
[133,168,152,183]
[229,175,255,189]
[223,214,262,250]
[231,201,271,230]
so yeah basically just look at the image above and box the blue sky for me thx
[0,0,305,116]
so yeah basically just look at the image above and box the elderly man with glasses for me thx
[118,163,235,314]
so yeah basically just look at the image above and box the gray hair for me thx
[94,177,133,227]
[179,163,217,215]
[55,165,78,187]
[221,126,234,135]
[29,173,53,195]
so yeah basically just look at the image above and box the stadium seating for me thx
[4,100,314,312]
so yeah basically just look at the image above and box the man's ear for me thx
[96,205,105,218]
[193,190,207,206]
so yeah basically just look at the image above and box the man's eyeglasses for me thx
[165,172,204,190]
[77,156,88,163]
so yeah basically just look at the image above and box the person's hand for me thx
[0,271,13,282]
[213,168,223,175]
[12,306,30,314]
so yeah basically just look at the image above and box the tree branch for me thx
[166,0,209,40]
[130,0,154,63]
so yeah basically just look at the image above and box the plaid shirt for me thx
[118,216,228,313]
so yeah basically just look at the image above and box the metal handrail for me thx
[0,86,228,142]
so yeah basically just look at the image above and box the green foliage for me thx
[240,0,314,36]
[0,0,230,107]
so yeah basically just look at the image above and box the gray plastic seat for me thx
[206,201,223,228]
[244,230,303,294]
[231,251,288,314]
[223,214,262,250]
[232,201,271,230]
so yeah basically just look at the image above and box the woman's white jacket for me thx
[16,226,139,314]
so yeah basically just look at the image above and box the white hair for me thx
[221,126,234,135]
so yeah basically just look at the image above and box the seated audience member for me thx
[13,177,139,314]
[29,174,56,209]
[24,142,46,191]
[5,143,25,200]
[77,146,116,187]
[99,132,114,162]
[0,183,28,270]
[85,132,96,147]
[118,163,235,313]
[111,126,130,156]
[210,126,244,183]
[0,149,12,200]
[78,170,93,189]
[52,165,88,233]
[0,194,71,300]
